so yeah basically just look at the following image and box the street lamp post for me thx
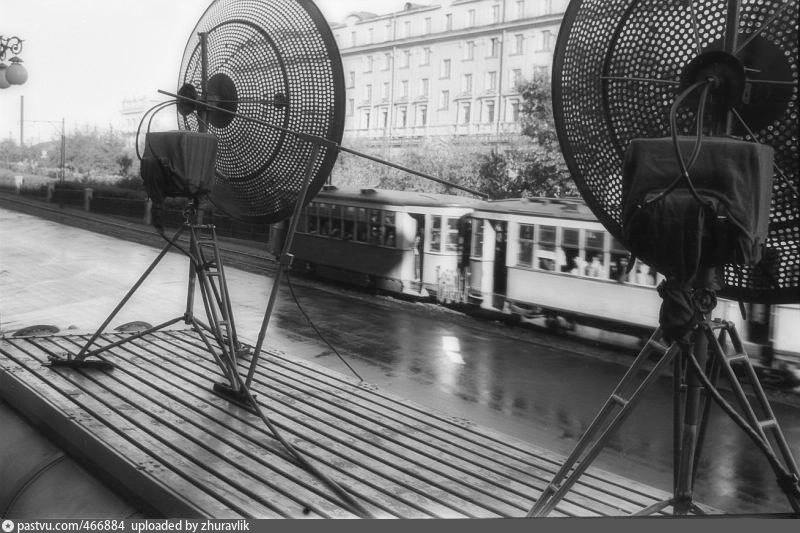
[0,34,28,89]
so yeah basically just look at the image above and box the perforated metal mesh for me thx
[554,0,799,303]
[178,0,344,224]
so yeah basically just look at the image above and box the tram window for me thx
[355,208,368,242]
[298,206,308,233]
[307,203,318,234]
[537,225,556,270]
[383,211,396,247]
[610,237,630,282]
[471,219,484,259]
[585,229,605,277]
[446,218,459,251]
[343,206,356,240]
[330,205,343,238]
[319,203,332,235]
[369,209,382,244]
[561,228,581,274]
[518,224,534,267]
[431,215,442,252]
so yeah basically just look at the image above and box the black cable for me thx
[285,269,365,382]
[135,100,177,162]
[641,80,713,209]
[224,361,374,517]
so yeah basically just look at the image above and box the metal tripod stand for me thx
[48,202,249,401]
[528,299,800,517]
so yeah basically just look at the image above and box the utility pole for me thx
[19,95,24,146]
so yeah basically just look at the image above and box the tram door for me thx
[492,221,508,309]
[411,214,425,286]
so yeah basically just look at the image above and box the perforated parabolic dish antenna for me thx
[177,0,345,224]
[553,0,798,303]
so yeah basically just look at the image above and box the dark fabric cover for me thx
[622,136,773,282]
[141,131,218,204]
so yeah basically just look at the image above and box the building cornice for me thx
[339,14,563,56]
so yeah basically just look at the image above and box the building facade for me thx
[331,0,568,140]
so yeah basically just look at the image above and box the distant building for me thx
[331,0,568,141]
[119,96,177,147]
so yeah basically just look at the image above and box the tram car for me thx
[466,197,800,362]
[288,186,482,297]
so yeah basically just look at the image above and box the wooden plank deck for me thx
[0,329,691,518]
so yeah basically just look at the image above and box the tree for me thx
[473,78,576,199]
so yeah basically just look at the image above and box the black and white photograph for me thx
[1,0,798,524]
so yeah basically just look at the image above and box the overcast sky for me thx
[0,0,418,144]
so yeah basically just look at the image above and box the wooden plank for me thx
[0,331,699,518]
[161,330,672,516]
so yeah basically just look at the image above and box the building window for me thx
[512,68,523,87]
[419,78,429,97]
[368,28,374,44]
[346,98,354,116]
[350,31,357,47]
[400,79,409,98]
[492,4,501,23]
[364,84,372,103]
[513,34,524,54]
[382,81,390,99]
[533,65,549,80]
[418,105,427,126]
[424,17,432,34]
[516,0,525,19]
[489,37,500,57]
[403,20,411,37]
[544,30,556,50]
[486,100,495,123]
[383,52,392,70]
[398,106,408,127]
[385,23,392,40]
[462,73,473,92]
[381,108,389,129]
[511,100,520,122]
[461,102,471,124]
[463,40,475,60]
[365,55,373,72]
[401,49,411,68]
[440,58,451,78]
[348,71,356,88]
[445,13,453,30]
[440,90,450,110]
[362,109,371,129]
[486,71,498,91]
[466,9,476,27]
[422,47,432,66]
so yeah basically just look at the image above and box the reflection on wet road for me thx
[2,207,798,515]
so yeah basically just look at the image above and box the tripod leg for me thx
[528,331,679,517]
[66,226,186,362]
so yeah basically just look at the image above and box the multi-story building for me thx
[331,0,568,140]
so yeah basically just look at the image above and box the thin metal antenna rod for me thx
[245,144,321,389]
[158,89,489,199]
